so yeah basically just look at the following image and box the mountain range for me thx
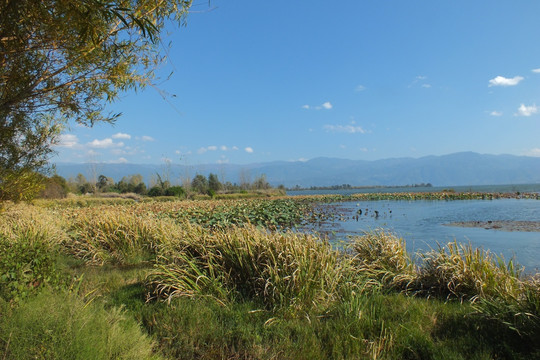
[54,152,540,188]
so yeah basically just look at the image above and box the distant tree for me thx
[191,174,208,194]
[97,174,114,192]
[208,173,222,192]
[253,174,270,190]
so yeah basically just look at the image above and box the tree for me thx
[191,174,208,194]
[0,0,192,201]
[208,173,222,192]
[97,174,114,191]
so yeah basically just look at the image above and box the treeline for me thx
[36,172,277,199]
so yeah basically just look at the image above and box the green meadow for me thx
[0,194,539,359]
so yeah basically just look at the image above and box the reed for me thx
[148,224,344,312]
[348,230,416,291]
[64,206,184,265]
[417,241,523,300]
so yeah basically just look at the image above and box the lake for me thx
[288,185,540,273]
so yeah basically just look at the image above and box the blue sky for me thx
[54,0,540,166]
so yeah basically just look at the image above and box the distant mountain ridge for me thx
[54,152,540,187]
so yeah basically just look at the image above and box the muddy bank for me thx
[445,220,540,232]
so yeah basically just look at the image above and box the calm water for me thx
[291,188,540,272]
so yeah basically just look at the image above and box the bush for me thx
[0,236,60,302]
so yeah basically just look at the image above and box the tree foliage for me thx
[0,0,192,201]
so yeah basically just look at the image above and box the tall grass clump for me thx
[348,230,416,291]
[0,290,161,359]
[65,206,184,265]
[0,204,68,301]
[474,276,540,345]
[148,224,345,313]
[417,241,522,300]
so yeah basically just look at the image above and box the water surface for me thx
[301,199,540,272]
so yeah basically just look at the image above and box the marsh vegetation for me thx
[0,194,539,359]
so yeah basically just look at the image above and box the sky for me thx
[54,0,540,166]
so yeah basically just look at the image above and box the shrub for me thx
[0,204,68,301]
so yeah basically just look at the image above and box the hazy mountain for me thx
[54,152,540,187]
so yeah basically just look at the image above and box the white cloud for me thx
[114,157,128,163]
[490,111,503,117]
[56,134,79,148]
[141,135,155,142]
[112,132,131,139]
[321,101,333,110]
[488,75,524,87]
[532,69,540,73]
[88,138,116,148]
[304,101,333,110]
[245,147,254,153]
[324,124,367,134]
[355,85,366,92]
[516,103,538,117]
[197,145,219,154]
[232,146,239,151]
[220,145,228,151]
[524,148,540,157]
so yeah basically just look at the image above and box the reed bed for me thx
[63,206,187,265]
[148,224,345,312]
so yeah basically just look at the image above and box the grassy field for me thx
[0,195,539,359]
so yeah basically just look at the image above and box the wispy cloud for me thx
[141,135,155,142]
[245,147,254,153]
[490,111,503,117]
[488,75,524,87]
[409,75,431,88]
[515,104,538,117]
[524,148,540,157]
[302,101,333,110]
[324,124,367,134]
[112,132,131,139]
[532,68,540,73]
[88,138,124,148]
[355,85,366,92]
[56,134,79,148]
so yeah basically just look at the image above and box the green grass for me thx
[0,289,161,360]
